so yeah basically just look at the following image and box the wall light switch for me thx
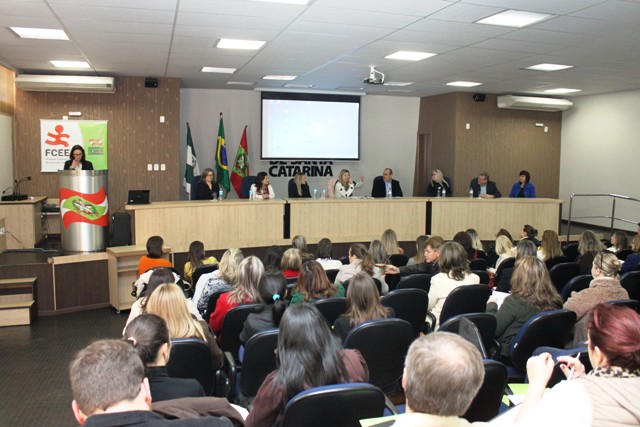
[544,126,548,133]
[160,164,166,171]
[160,116,165,123]
[465,123,470,130]
[153,164,159,171]
[63,115,69,121]
[147,164,152,171]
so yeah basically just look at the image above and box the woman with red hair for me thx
[516,303,640,425]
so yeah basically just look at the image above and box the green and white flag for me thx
[184,122,200,194]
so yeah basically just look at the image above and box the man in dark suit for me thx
[371,168,403,197]
[469,172,501,198]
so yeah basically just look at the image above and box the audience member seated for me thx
[262,246,283,270]
[315,238,343,270]
[469,172,501,198]
[335,243,371,284]
[280,248,302,278]
[426,169,451,197]
[332,273,393,342]
[195,248,243,315]
[519,224,541,247]
[486,229,514,268]
[147,284,223,369]
[537,230,563,262]
[508,170,536,198]
[495,240,537,292]
[576,230,606,274]
[209,256,264,335]
[428,242,480,326]
[466,228,487,259]
[488,235,515,273]
[407,235,429,266]
[291,235,315,262]
[606,230,629,253]
[195,168,221,201]
[246,304,369,427]
[126,268,177,331]
[290,260,345,304]
[371,167,403,198]
[183,240,218,284]
[564,251,628,348]
[487,257,563,362]
[453,231,483,261]
[68,340,232,427]
[368,240,390,294]
[364,332,485,427]
[621,234,640,274]
[250,172,275,200]
[124,314,205,402]
[385,236,443,277]
[334,169,364,198]
[515,304,640,426]
[240,269,287,344]
[138,235,172,276]
[381,228,404,255]
[288,172,311,198]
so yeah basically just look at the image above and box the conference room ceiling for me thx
[2,0,640,98]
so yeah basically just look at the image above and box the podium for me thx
[58,170,109,252]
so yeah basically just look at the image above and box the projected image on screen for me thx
[261,92,360,160]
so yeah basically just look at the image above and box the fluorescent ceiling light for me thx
[226,81,255,86]
[544,88,581,94]
[252,0,309,4]
[447,81,482,87]
[526,63,573,72]
[385,51,436,61]
[383,81,413,87]
[50,60,90,69]
[201,67,236,73]
[263,75,296,81]
[10,27,69,40]
[477,10,552,28]
[284,83,314,88]
[217,38,265,50]
[386,89,413,93]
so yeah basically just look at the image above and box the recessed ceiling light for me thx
[284,83,314,88]
[217,38,265,50]
[383,82,413,87]
[385,51,436,61]
[201,67,236,74]
[386,89,413,93]
[226,81,255,86]
[50,60,90,69]
[447,81,482,87]
[476,10,552,28]
[10,27,69,40]
[544,88,581,94]
[526,63,573,72]
[252,0,309,4]
[263,75,296,81]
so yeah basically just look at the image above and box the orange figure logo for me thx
[45,125,70,147]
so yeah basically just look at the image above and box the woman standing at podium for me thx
[64,145,94,170]
[195,168,220,200]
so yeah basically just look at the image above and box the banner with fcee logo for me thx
[41,120,108,172]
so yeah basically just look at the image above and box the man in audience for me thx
[385,236,443,277]
[371,168,403,197]
[367,332,485,426]
[469,172,501,198]
[69,339,232,426]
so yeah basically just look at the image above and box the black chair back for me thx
[560,274,592,301]
[381,288,429,337]
[438,313,497,358]
[607,299,640,314]
[190,176,201,200]
[396,274,431,293]
[219,303,262,361]
[509,309,577,374]
[563,242,579,262]
[472,270,490,285]
[545,255,569,270]
[192,264,219,287]
[325,269,340,283]
[615,249,634,261]
[463,360,508,423]
[240,329,279,397]
[621,271,640,301]
[342,278,382,296]
[388,254,408,267]
[494,257,515,284]
[439,284,491,325]
[548,262,581,294]
[469,258,487,271]
[343,318,413,392]
[167,338,215,395]
[241,175,258,199]
[279,383,386,427]
[313,297,348,326]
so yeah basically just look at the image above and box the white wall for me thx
[179,89,420,199]
[560,90,640,232]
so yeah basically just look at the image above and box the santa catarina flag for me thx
[230,126,250,197]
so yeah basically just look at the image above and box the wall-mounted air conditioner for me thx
[497,95,573,112]
[15,75,116,94]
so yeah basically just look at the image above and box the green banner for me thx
[79,121,108,170]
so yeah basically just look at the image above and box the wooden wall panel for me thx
[54,260,109,310]
[0,65,15,115]
[13,76,180,213]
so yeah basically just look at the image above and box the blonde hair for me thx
[219,248,244,284]
[381,229,401,255]
[431,169,449,188]
[540,230,563,261]
[593,252,622,277]
[338,169,350,190]
[466,229,483,251]
[632,234,640,253]
[146,283,205,341]
[281,248,302,271]
[578,230,605,255]
[495,235,515,257]
[510,257,563,311]
[228,256,264,304]
[293,173,306,196]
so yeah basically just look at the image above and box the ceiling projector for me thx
[364,66,385,85]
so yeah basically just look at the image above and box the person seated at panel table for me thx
[63,144,94,170]
[371,167,403,197]
[509,169,536,198]
[287,172,311,198]
[426,169,451,197]
[334,169,364,198]
[469,172,501,198]
[195,168,221,200]
[138,235,172,276]
[250,172,275,199]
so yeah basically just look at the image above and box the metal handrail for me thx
[566,193,640,242]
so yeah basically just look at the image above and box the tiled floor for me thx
[0,308,127,426]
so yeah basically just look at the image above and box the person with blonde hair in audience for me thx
[368,240,390,294]
[291,235,314,261]
[488,235,516,273]
[209,255,264,335]
[621,234,640,274]
[334,169,364,198]
[280,248,302,278]
[146,283,223,368]
[335,243,374,285]
[577,230,606,274]
[537,230,563,262]
[428,241,480,326]
[125,268,182,331]
[407,235,429,266]
[495,239,538,293]
[466,228,487,259]
[487,257,563,361]
[290,260,345,304]
[194,248,243,315]
[183,240,218,284]
[606,230,629,253]
[332,273,392,341]
[315,238,342,270]
[381,228,404,255]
